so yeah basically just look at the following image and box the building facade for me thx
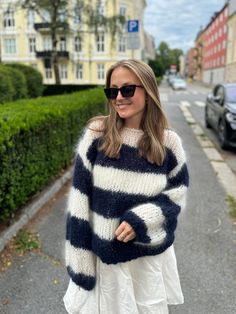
[225,0,236,82]
[202,3,228,85]
[194,28,205,81]
[0,0,150,85]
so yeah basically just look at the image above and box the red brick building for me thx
[186,47,195,78]
[203,3,228,84]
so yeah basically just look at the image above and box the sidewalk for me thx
[0,177,71,313]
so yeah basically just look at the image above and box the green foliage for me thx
[5,65,28,100]
[226,195,236,218]
[149,41,184,77]
[7,63,43,98]
[14,229,41,253]
[0,88,106,222]
[0,65,14,104]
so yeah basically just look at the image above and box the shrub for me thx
[7,63,44,98]
[0,65,14,104]
[0,88,106,222]
[5,65,28,100]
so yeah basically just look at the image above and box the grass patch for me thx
[226,195,236,218]
[14,229,41,253]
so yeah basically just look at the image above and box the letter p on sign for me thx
[127,20,139,32]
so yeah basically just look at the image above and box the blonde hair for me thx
[89,59,169,165]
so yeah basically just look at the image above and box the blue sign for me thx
[127,20,139,32]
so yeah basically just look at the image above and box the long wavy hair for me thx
[89,59,169,165]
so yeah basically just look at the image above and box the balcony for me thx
[34,23,50,31]
[36,50,69,59]
[34,22,68,32]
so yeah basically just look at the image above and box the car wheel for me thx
[218,119,228,149]
[205,108,211,128]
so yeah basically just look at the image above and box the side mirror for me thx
[213,95,221,102]
[207,93,213,101]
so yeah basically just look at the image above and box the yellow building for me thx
[225,9,236,82]
[194,28,205,81]
[0,0,152,85]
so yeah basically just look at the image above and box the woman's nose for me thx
[116,90,124,100]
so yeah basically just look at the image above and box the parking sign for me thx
[127,20,139,32]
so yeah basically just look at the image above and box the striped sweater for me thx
[65,121,189,291]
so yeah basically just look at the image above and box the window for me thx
[97,0,105,15]
[29,37,36,53]
[43,36,52,50]
[76,64,83,79]
[96,33,105,52]
[58,9,66,22]
[221,56,225,64]
[44,59,52,79]
[59,37,67,51]
[97,64,105,80]
[74,37,82,52]
[120,6,126,16]
[42,10,50,22]
[4,38,16,54]
[28,9,35,26]
[118,35,126,52]
[3,8,15,27]
[74,6,82,24]
[59,63,68,79]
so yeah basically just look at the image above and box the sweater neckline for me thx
[121,127,143,147]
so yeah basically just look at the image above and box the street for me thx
[0,82,236,314]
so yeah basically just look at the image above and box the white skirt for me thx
[63,245,184,314]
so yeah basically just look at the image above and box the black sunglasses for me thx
[104,84,144,100]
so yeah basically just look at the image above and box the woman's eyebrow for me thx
[110,82,133,87]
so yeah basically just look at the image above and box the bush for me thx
[43,84,98,96]
[7,63,44,98]
[0,65,14,104]
[0,88,106,223]
[5,65,28,100]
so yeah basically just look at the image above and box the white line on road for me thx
[160,93,168,102]
[180,101,191,107]
[194,101,205,107]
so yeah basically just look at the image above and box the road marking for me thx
[180,101,191,107]
[160,93,168,102]
[194,101,205,107]
[192,91,198,95]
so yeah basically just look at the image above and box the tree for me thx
[18,0,125,85]
[149,41,183,77]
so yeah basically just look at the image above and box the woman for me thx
[64,59,189,314]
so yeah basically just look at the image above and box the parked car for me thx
[171,78,187,90]
[205,83,236,149]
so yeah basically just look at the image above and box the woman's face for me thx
[110,66,146,129]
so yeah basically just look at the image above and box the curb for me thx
[0,166,73,253]
[179,102,236,200]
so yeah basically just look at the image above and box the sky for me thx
[144,0,227,53]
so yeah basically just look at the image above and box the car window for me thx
[216,86,224,98]
[215,86,224,105]
[226,86,236,103]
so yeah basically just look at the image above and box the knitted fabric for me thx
[65,121,189,291]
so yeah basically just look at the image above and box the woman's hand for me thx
[115,221,136,243]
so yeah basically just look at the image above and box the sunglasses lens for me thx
[121,85,136,97]
[104,88,118,100]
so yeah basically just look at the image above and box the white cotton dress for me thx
[63,245,184,314]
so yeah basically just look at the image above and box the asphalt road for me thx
[0,82,235,314]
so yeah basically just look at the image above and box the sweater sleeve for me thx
[65,123,101,291]
[121,131,189,247]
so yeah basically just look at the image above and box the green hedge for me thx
[0,88,106,222]
[0,65,15,103]
[7,63,44,98]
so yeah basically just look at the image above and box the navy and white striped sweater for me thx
[65,121,189,291]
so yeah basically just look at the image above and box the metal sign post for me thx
[127,20,140,56]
